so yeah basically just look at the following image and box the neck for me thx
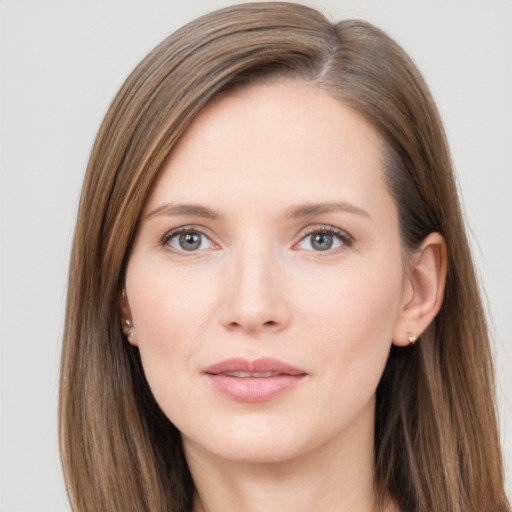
[185,399,393,512]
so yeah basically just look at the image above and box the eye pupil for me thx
[311,232,333,251]
[179,232,202,250]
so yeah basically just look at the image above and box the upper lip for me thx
[203,357,306,376]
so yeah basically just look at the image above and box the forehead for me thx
[145,80,389,215]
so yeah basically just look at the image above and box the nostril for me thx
[227,319,278,331]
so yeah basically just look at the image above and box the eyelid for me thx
[160,225,219,254]
[159,223,353,255]
[293,224,354,252]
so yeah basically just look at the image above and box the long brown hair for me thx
[59,3,510,511]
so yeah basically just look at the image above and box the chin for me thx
[192,436,306,465]
[181,414,314,465]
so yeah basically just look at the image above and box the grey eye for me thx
[295,229,347,252]
[179,232,202,251]
[167,230,213,252]
[310,232,334,251]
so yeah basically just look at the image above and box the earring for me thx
[407,331,417,345]
[125,319,134,339]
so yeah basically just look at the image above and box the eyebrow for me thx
[146,201,370,221]
[146,203,222,220]
[285,202,371,220]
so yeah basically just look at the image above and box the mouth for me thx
[203,357,307,403]
[215,371,284,378]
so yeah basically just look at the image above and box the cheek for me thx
[124,269,218,429]
[296,256,403,389]
[127,262,215,342]
[124,263,218,395]
[298,256,403,340]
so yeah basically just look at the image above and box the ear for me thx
[393,232,447,346]
[119,288,138,346]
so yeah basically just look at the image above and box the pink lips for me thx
[203,357,307,403]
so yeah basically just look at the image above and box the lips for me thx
[217,371,281,378]
[203,357,307,403]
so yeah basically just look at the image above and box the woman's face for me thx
[124,81,410,464]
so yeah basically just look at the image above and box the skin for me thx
[121,81,446,512]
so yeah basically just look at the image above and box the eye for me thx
[162,229,216,253]
[295,227,352,252]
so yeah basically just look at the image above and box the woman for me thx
[59,2,510,511]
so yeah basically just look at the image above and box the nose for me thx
[220,244,290,334]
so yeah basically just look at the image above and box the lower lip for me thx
[205,374,306,403]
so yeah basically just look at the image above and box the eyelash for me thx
[159,225,354,255]
[160,226,215,255]
[295,225,354,254]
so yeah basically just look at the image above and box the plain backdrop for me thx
[1,1,510,510]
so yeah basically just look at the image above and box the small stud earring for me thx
[407,331,417,345]
[125,319,134,339]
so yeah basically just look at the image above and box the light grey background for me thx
[1,1,510,510]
